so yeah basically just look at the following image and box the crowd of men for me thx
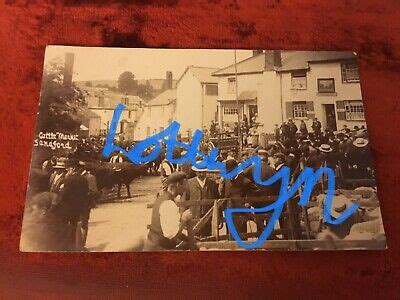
[21,115,384,251]
[21,156,100,251]
[148,117,383,250]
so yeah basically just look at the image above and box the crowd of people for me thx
[21,156,100,251]
[147,116,383,250]
[21,115,384,251]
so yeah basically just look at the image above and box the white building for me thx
[213,51,366,133]
[80,109,101,136]
[134,89,177,140]
[78,86,143,139]
[213,55,264,128]
[176,66,219,135]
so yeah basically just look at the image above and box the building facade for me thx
[213,51,366,133]
[213,54,265,129]
[176,66,219,135]
[134,89,177,140]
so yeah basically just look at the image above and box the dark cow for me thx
[85,161,149,198]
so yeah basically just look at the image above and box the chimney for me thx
[252,50,263,56]
[63,52,74,87]
[166,71,173,90]
[264,50,282,70]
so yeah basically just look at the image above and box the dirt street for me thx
[86,175,161,251]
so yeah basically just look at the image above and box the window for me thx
[223,107,238,115]
[205,84,218,95]
[227,77,236,94]
[341,63,360,83]
[291,71,307,89]
[146,127,150,136]
[293,101,308,118]
[317,78,335,93]
[345,101,364,120]
[148,107,151,118]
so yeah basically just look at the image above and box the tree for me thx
[117,71,137,95]
[36,60,86,132]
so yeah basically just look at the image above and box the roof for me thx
[107,93,142,108]
[213,51,357,76]
[83,109,100,119]
[75,79,177,90]
[177,66,219,85]
[212,54,265,76]
[80,108,100,127]
[278,51,357,72]
[146,89,176,106]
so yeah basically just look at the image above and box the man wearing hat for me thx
[42,156,57,174]
[145,172,193,251]
[79,161,99,246]
[345,138,374,179]
[49,158,67,193]
[158,155,176,183]
[317,144,337,169]
[312,117,322,138]
[287,118,298,141]
[273,152,287,172]
[220,158,260,238]
[280,121,289,141]
[318,194,361,241]
[59,158,90,251]
[182,166,219,238]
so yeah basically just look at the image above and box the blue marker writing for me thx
[103,104,359,249]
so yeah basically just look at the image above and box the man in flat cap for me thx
[144,171,193,251]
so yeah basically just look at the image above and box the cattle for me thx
[85,161,149,198]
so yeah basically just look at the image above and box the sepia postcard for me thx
[20,46,386,252]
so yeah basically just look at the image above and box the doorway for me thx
[248,105,258,126]
[323,104,337,131]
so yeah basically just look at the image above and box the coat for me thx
[183,177,219,219]
[59,172,89,224]
[49,172,66,193]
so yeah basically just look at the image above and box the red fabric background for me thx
[0,0,399,298]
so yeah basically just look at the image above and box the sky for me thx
[44,46,253,82]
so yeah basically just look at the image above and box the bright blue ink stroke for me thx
[103,104,360,249]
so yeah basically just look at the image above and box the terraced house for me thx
[213,50,366,132]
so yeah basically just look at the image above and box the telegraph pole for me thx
[234,50,243,155]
